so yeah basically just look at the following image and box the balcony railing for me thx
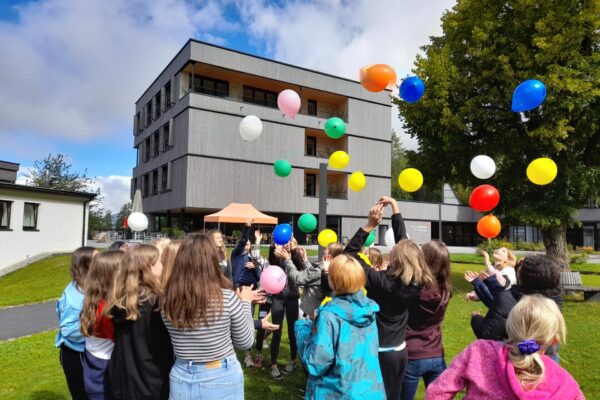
[303,190,347,200]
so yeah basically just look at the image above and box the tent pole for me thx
[218,222,220,231]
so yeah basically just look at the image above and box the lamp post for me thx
[318,162,328,260]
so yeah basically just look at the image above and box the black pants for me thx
[379,348,408,400]
[255,295,299,364]
[60,345,89,400]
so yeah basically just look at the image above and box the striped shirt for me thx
[162,289,255,362]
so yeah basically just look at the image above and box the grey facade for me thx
[132,40,392,242]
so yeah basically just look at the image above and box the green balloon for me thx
[274,159,292,177]
[298,213,317,233]
[364,230,376,247]
[324,117,346,139]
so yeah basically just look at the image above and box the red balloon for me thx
[477,215,502,239]
[469,184,500,212]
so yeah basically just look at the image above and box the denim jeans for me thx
[169,355,244,400]
[400,357,447,400]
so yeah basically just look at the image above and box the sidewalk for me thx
[0,300,56,341]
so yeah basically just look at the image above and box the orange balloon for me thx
[477,215,502,239]
[360,64,396,92]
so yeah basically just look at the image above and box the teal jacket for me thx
[295,290,385,400]
[55,281,85,352]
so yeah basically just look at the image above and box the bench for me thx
[560,271,600,302]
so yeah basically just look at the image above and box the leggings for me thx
[60,345,89,400]
[379,348,408,400]
[255,295,299,364]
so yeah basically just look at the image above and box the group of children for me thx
[55,196,585,399]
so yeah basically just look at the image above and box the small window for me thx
[0,200,11,229]
[152,170,158,195]
[154,91,162,118]
[145,102,152,127]
[306,136,317,156]
[194,76,229,97]
[143,174,149,197]
[308,100,317,116]
[153,131,160,157]
[161,165,168,192]
[144,138,151,162]
[305,174,317,197]
[164,82,172,109]
[135,112,141,134]
[243,86,278,108]
[162,123,170,151]
[23,202,39,230]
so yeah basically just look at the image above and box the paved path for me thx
[0,300,56,341]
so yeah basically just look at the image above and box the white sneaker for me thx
[243,354,254,368]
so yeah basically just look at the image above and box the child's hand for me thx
[236,286,255,302]
[478,271,490,281]
[275,247,291,260]
[471,310,481,317]
[245,261,256,269]
[465,291,479,301]
[366,203,384,230]
[252,288,266,304]
[260,312,280,331]
[464,271,478,283]
[254,229,262,241]
[480,250,490,263]
[297,247,308,262]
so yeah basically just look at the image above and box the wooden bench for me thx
[560,271,600,302]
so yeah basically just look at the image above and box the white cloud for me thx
[92,175,131,214]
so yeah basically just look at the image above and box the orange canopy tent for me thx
[203,203,278,227]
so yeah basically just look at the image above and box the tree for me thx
[88,207,113,239]
[115,202,132,233]
[395,0,600,267]
[26,153,96,192]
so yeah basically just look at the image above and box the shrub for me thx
[476,238,513,255]
[514,241,545,251]
[575,246,594,254]
[570,252,589,264]
[160,227,186,239]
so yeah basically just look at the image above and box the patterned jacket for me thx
[295,290,385,399]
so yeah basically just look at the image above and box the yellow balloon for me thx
[527,158,557,185]
[318,229,338,247]
[348,171,366,192]
[329,151,350,169]
[398,168,423,192]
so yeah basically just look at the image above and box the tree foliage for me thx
[395,0,600,264]
[26,153,96,192]
[115,202,132,232]
[88,207,113,238]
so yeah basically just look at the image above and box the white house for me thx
[0,161,96,276]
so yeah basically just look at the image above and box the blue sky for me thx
[0,0,454,211]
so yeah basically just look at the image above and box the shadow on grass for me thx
[29,391,66,400]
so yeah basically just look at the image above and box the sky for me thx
[0,0,456,213]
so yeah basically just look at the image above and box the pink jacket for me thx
[426,340,585,400]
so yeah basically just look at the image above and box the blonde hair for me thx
[151,238,171,255]
[497,247,517,270]
[388,240,435,287]
[328,255,366,295]
[160,240,182,285]
[207,229,228,262]
[506,295,566,390]
[326,242,344,258]
[105,244,162,321]
[365,248,384,270]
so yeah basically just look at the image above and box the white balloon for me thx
[470,155,496,179]
[128,212,148,232]
[239,115,263,142]
[385,227,396,247]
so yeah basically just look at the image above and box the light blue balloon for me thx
[400,76,425,103]
[511,79,546,112]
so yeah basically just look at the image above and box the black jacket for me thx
[344,213,422,348]
[108,300,174,400]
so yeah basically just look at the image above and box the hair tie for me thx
[517,339,541,355]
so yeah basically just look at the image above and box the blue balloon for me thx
[272,223,293,245]
[400,76,425,103]
[511,79,546,112]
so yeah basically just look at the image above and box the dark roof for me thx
[0,182,97,200]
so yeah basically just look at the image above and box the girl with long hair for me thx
[344,197,435,400]
[161,233,255,399]
[56,246,97,400]
[160,239,182,285]
[402,240,452,400]
[80,250,124,400]
[426,295,584,399]
[105,244,173,400]
[208,229,232,279]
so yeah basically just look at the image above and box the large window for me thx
[306,136,317,156]
[152,170,158,195]
[162,123,170,151]
[0,200,11,229]
[161,164,169,192]
[23,202,39,230]
[164,82,172,110]
[243,86,278,108]
[143,174,149,197]
[305,174,317,197]
[193,76,229,97]
[153,131,160,157]
[308,99,317,116]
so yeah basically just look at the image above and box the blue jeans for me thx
[400,357,447,400]
[169,355,244,400]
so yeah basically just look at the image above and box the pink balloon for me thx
[259,265,287,294]
[277,89,301,118]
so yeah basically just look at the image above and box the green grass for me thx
[0,255,72,307]
[1,262,599,399]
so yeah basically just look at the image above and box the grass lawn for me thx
[1,261,599,399]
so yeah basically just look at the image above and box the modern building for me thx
[0,161,96,276]
[131,39,393,243]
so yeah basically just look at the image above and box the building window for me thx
[23,202,39,230]
[144,138,151,162]
[164,81,172,110]
[144,102,152,127]
[306,136,317,156]
[153,131,160,157]
[131,178,137,198]
[305,174,317,197]
[308,99,317,116]
[143,174,149,197]
[0,200,11,229]
[162,123,170,151]
[135,112,142,134]
[243,86,278,108]
[193,76,229,97]
[154,91,162,118]
[161,164,168,192]
[152,170,158,195]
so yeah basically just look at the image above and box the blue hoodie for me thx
[295,290,385,400]
[55,281,85,352]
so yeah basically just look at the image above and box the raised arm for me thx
[378,196,407,243]
[231,222,252,257]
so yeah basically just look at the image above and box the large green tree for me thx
[396,0,600,266]
[26,153,96,192]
